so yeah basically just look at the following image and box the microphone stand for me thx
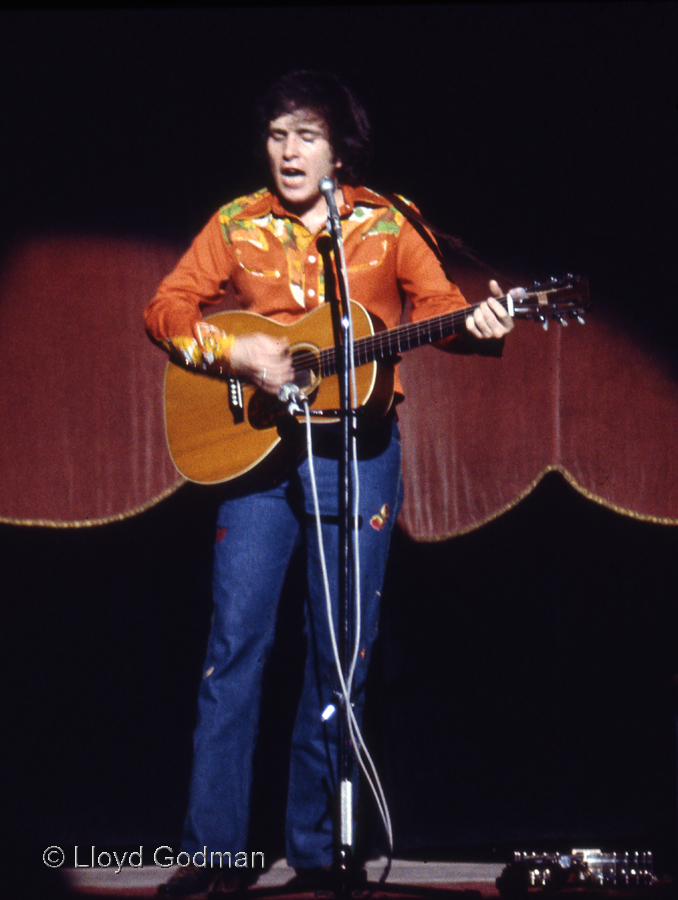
[245,188,502,900]
[319,177,358,898]
[313,185,466,900]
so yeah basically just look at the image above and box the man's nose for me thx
[282,135,299,158]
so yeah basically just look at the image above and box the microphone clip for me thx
[278,382,307,415]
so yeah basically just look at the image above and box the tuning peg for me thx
[576,314,585,325]
[539,316,549,331]
[557,315,569,327]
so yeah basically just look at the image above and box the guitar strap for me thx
[381,191,510,355]
[381,191,518,289]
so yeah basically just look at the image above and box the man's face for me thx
[266,109,341,214]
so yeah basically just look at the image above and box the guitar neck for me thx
[311,299,498,379]
[354,304,475,364]
[291,276,588,380]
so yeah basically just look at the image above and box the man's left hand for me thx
[465,280,515,339]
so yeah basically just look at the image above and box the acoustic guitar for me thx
[164,276,589,485]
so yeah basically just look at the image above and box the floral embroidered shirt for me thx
[144,185,469,396]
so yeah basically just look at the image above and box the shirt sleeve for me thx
[395,215,468,345]
[395,214,504,356]
[144,212,235,344]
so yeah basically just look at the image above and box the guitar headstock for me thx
[508,275,590,329]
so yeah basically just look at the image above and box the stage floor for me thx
[62,858,503,897]
[58,857,675,899]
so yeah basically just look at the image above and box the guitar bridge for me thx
[228,377,245,424]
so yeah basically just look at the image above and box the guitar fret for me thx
[293,307,471,379]
[288,317,443,377]
[289,283,585,380]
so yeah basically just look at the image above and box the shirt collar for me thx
[230,185,393,223]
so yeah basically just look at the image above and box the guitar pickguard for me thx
[246,390,288,431]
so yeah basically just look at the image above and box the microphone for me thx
[319,177,341,230]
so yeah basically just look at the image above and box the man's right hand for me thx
[230,333,294,395]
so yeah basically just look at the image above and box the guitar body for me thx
[163,275,589,485]
[164,301,395,484]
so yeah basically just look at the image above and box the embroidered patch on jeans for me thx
[370,503,390,531]
[216,527,227,543]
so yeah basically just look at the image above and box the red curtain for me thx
[0,235,182,526]
[2,236,677,536]
[399,265,678,539]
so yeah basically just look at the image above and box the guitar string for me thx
[288,283,582,378]
[289,303,486,377]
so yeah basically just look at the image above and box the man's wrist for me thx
[167,332,238,374]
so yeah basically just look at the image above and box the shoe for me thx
[288,867,332,894]
[157,864,215,897]
[207,868,246,896]
[291,865,368,894]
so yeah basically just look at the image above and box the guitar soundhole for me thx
[291,344,321,395]
[247,344,321,431]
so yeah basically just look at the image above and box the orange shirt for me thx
[144,185,468,395]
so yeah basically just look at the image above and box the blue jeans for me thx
[181,419,404,868]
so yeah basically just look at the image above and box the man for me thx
[145,71,513,897]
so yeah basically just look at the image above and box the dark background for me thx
[2,2,678,879]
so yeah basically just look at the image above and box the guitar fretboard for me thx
[286,277,587,378]
[291,302,492,378]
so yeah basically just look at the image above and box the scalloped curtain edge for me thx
[402,465,678,543]
[0,478,187,529]
[2,467,677,536]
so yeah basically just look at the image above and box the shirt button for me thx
[307,255,316,264]
[307,289,316,298]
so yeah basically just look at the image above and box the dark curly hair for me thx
[254,71,372,185]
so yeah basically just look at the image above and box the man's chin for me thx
[277,188,317,214]
[279,185,310,203]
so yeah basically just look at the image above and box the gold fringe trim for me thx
[556,465,678,526]
[4,466,678,534]
[410,464,678,543]
[0,478,186,529]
